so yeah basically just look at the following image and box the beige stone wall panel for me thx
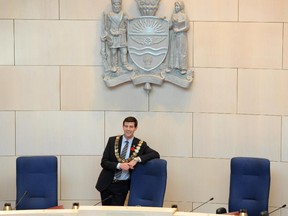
[0,66,59,110]
[164,157,230,203]
[283,23,288,69]
[0,20,13,65]
[0,0,58,19]
[61,156,101,200]
[15,20,100,65]
[61,66,148,111]
[150,68,237,113]
[269,162,288,206]
[194,22,283,68]
[16,111,105,155]
[239,0,288,22]
[238,69,288,115]
[0,157,16,202]
[281,117,288,162]
[190,0,238,21]
[0,112,15,156]
[193,113,281,160]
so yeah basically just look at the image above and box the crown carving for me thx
[135,0,160,16]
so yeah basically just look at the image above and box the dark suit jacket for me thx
[96,135,160,192]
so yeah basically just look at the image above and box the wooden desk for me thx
[78,206,176,216]
[174,211,228,216]
[0,206,176,216]
[0,209,77,216]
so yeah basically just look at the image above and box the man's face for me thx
[112,1,121,13]
[123,122,137,139]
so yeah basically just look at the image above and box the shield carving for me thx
[128,17,169,72]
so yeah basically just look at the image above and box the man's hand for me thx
[128,158,138,169]
[119,163,130,171]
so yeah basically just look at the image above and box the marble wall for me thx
[0,0,288,214]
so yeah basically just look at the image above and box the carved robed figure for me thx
[167,1,189,74]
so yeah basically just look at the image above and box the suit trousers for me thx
[100,180,130,206]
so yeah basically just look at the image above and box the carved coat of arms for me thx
[101,0,193,93]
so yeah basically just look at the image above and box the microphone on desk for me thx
[94,195,113,206]
[269,204,287,214]
[260,204,287,216]
[260,204,286,216]
[14,191,29,210]
[190,197,214,212]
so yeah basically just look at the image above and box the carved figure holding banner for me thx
[104,0,133,72]
[166,1,189,74]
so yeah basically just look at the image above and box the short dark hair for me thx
[123,116,138,127]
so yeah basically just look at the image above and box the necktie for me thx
[114,140,129,180]
[120,141,129,159]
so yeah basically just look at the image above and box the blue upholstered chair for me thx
[128,159,167,207]
[217,157,270,216]
[16,156,58,210]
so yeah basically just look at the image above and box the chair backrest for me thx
[228,157,270,216]
[16,156,58,210]
[128,159,167,207]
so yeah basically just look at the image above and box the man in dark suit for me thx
[96,116,160,206]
